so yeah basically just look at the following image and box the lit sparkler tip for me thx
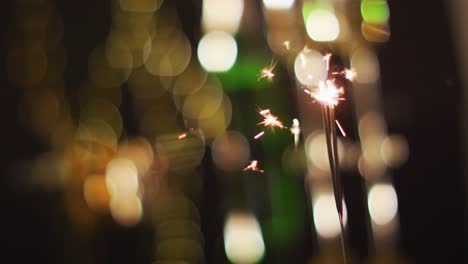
[243,160,264,173]
[254,131,265,140]
[310,80,345,107]
[335,120,347,137]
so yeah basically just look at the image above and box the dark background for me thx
[1,0,466,263]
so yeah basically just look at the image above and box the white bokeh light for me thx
[224,212,265,264]
[306,9,340,42]
[262,0,295,10]
[368,184,398,226]
[313,193,347,239]
[294,48,327,86]
[198,31,238,72]
[203,0,244,34]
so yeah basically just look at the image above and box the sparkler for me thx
[307,53,354,264]
[243,160,264,173]
[258,60,277,81]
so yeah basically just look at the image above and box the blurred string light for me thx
[360,0,391,42]
[313,193,348,239]
[105,158,143,226]
[224,212,265,264]
[350,47,380,84]
[202,0,244,34]
[302,2,340,42]
[197,31,238,72]
[262,0,295,10]
[211,131,250,172]
[198,0,243,73]
[294,48,328,86]
[368,183,398,226]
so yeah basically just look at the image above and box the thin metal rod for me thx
[321,105,348,264]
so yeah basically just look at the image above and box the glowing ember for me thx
[307,80,344,107]
[333,68,357,81]
[258,60,277,81]
[254,131,265,140]
[243,160,264,173]
[335,120,347,137]
[290,118,301,150]
[257,108,285,130]
[178,133,187,139]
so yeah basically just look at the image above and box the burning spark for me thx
[283,40,290,50]
[254,131,265,140]
[178,133,187,139]
[323,53,332,71]
[333,68,357,81]
[290,118,301,150]
[307,80,344,107]
[344,68,357,81]
[243,160,264,173]
[335,120,347,137]
[258,108,285,130]
[258,60,277,81]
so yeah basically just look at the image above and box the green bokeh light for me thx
[361,0,390,24]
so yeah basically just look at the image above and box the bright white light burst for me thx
[306,80,344,107]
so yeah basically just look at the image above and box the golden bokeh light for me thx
[381,135,409,168]
[351,48,380,84]
[145,30,192,76]
[119,0,164,13]
[110,194,143,226]
[211,131,250,172]
[105,158,139,197]
[83,174,111,212]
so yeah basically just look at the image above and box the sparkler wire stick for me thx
[321,104,348,264]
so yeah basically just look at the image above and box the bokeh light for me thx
[294,48,327,86]
[224,212,265,264]
[381,135,409,168]
[305,132,345,173]
[313,193,347,239]
[202,0,244,34]
[368,183,398,226]
[305,9,340,42]
[350,47,380,84]
[197,31,238,72]
[105,158,139,197]
[211,131,250,172]
[110,194,143,226]
[361,0,390,24]
[262,0,295,10]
